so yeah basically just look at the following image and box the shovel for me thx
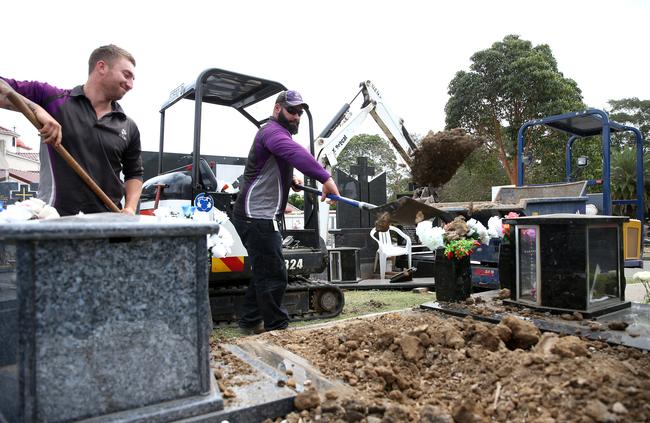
[294,184,454,225]
[294,184,377,210]
[3,86,121,213]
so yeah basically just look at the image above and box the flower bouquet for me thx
[486,211,520,243]
[415,215,502,302]
[153,206,234,258]
[416,215,491,260]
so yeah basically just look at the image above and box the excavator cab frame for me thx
[142,69,345,323]
[154,68,323,251]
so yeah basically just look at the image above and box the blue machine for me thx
[466,109,646,289]
[517,109,646,267]
[470,238,501,289]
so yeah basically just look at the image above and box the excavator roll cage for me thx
[156,68,324,247]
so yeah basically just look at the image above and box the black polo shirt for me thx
[2,78,143,216]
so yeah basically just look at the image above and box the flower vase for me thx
[433,248,472,302]
[498,240,515,294]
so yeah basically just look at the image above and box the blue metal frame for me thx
[517,109,645,222]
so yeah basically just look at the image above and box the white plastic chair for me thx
[370,225,412,280]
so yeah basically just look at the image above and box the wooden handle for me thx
[6,90,121,213]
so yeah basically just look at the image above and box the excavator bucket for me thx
[370,196,454,225]
[297,184,453,226]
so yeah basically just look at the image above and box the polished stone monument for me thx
[0,213,222,422]
[332,157,387,272]
[502,214,630,317]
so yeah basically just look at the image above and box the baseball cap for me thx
[276,90,309,109]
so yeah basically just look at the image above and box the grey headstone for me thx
[0,213,223,422]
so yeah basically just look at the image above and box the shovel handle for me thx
[6,89,121,213]
[294,184,377,210]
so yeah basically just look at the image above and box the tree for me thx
[608,98,650,152]
[611,148,650,217]
[336,133,411,199]
[437,144,510,202]
[288,193,304,210]
[607,98,650,217]
[445,35,585,185]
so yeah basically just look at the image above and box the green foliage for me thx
[211,290,436,339]
[564,136,604,186]
[608,98,650,152]
[288,193,304,210]
[444,239,481,260]
[437,145,510,202]
[336,134,411,199]
[611,148,650,217]
[445,34,585,184]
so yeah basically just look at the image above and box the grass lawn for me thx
[213,289,436,340]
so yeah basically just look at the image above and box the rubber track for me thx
[209,278,345,326]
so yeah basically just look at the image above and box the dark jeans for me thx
[232,215,289,331]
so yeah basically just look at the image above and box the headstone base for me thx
[79,376,222,423]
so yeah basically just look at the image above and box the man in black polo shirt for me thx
[0,44,143,216]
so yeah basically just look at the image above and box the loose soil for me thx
[214,303,650,422]
[210,339,255,401]
[411,129,484,190]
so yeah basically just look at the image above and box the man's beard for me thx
[277,110,299,135]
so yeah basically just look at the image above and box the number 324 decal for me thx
[285,258,303,270]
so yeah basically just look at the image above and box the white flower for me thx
[153,207,173,218]
[210,244,228,258]
[466,218,477,236]
[212,209,229,225]
[467,218,490,245]
[0,205,33,222]
[487,216,504,239]
[0,198,60,222]
[37,205,60,220]
[416,220,445,251]
[192,210,212,222]
[207,226,234,258]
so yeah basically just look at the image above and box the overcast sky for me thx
[2,0,649,161]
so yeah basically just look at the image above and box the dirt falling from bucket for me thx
[411,128,484,189]
[373,129,483,231]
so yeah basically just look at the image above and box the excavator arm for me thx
[315,80,417,171]
[307,80,418,241]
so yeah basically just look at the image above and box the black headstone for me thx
[335,157,386,229]
[504,214,630,317]
[368,173,387,213]
[335,169,361,228]
[0,182,18,206]
[10,184,37,203]
[0,182,39,207]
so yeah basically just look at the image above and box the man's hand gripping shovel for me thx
[0,83,120,212]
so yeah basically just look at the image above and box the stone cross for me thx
[10,185,36,201]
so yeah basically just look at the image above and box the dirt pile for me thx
[252,310,650,422]
[411,129,483,190]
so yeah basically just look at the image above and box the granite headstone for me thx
[0,213,223,422]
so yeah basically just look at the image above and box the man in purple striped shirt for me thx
[0,44,143,216]
[233,90,340,334]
